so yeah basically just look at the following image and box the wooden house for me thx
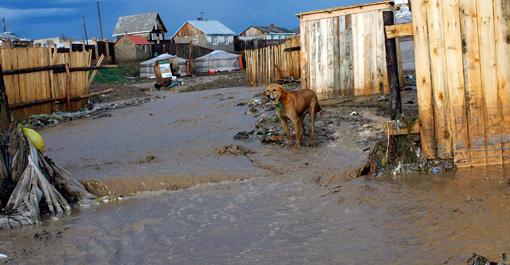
[298,1,394,99]
[239,24,296,41]
[172,20,236,52]
[113,13,168,43]
[114,35,152,63]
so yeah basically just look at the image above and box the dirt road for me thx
[2,86,510,264]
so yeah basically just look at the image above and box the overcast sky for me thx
[1,0,371,40]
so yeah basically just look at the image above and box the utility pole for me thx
[2,17,6,33]
[96,0,104,41]
[82,16,89,45]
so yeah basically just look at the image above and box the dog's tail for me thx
[316,103,322,113]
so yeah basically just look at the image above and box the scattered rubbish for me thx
[0,127,96,229]
[0,254,7,260]
[21,126,45,152]
[468,253,507,265]
[350,111,358,116]
[431,167,442,175]
[392,161,403,176]
[356,134,454,178]
[23,97,157,129]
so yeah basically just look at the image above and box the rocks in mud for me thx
[81,180,110,197]
[233,130,254,141]
[216,144,254,156]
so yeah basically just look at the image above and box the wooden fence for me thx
[413,0,510,167]
[152,41,214,60]
[0,47,92,120]
[245,36,300,86]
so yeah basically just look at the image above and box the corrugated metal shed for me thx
[113,13,167,36]
[298,1,394,99]
[173,20,236,37]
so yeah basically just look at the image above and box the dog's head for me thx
[265,84,285,102]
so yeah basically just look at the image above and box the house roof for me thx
[126,35,151,45]
[173,20,236,38]
[113,12,167,36]
[249,25,294,34]
[1,32,31,42]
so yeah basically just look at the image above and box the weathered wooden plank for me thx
[493,0,510,164]
[300,21,309,90]
[364,12,373,96]
[353,13,364,96]
[412,0,436,159]
[385,121,421,136]
[441,0,470,167]
[427,0,453,159]
[370,11,381,95]
[459,0,488,166]
[384,23,414,39]
[299,1,393,22]
[343,15,354,96]
[477,0,503,165]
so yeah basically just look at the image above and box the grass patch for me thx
[91,63,142,85]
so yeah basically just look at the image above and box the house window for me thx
[226,36,233,45]
[217,36,225,44]
[207,36,212,43]
[212,36,219,45]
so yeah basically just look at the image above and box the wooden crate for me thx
[413,0,510,167]
[298,1,393,99]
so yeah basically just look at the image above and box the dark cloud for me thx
[1,0,370,39]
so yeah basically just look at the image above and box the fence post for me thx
[383,11,402,120]
[0,64,12,132]
[65,63,71,109]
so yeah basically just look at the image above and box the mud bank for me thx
[82,174,251,198]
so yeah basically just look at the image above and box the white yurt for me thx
[193,50,240,73]
[139,54,187,78]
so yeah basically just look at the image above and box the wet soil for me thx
[2,85,509,264]
[176,71,248,93]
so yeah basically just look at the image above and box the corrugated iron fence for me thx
[245,36,300,86]
[0,47,92,119]
[413,0,510,167]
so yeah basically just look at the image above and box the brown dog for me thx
[265,84,321,147]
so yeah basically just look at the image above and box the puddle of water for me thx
[2,167,510,265]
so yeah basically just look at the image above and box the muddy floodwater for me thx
[2,86,510,264]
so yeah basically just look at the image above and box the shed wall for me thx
[413,0,510,167]
[300,8,391,99]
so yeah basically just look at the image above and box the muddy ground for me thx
[2,76,510,264]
